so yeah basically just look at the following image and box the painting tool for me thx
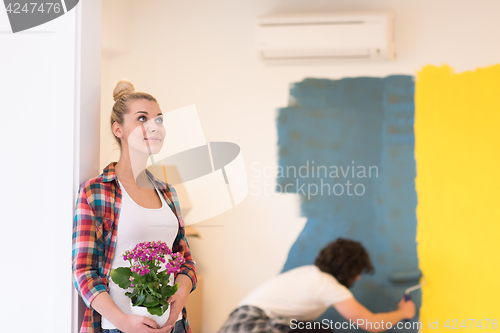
[389,270,422,285]
[403,276,426,301]
[389,270,426,322]
[388,270,426,299]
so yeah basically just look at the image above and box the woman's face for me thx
[117,99,165,155]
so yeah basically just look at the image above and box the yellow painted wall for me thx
[415,64,500,332]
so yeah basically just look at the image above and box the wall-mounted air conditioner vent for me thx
[256,12,396,63]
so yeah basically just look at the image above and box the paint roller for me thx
[389,270,426,322]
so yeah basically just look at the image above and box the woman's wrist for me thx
[110,312,131,330]
[91,292,129,330]
[114,312,132,332]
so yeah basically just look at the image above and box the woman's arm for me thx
[174,228,197,292]
[72,183,109,308]
[333,297,416,333]
[160,226,196,331]
[158,185,197,332]
[168,184,197,292]
[160,274,193,331]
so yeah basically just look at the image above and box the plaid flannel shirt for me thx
[72,161,197,333]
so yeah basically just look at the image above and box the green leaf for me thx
[147,282,162,298]
[110,267,132,289]
[160,274,170,285]
[135,292,146,306]
[125,289,139,298]
[150,270,159,282]
[159,297,169,306]
[148,305,164,316]
[162,304,170,314]
[143,294,160,307]
[133,272,147,284]
[160,284,178,299]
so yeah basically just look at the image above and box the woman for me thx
[72,80,197,333]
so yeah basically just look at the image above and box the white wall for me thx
[0,10,76,332]
[100,1,500,332]
[0,1,101,332]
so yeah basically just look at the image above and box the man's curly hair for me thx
[314,238,374,288]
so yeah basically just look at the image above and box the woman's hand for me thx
[161,289,189,332]
[120,314,172,333]
[161,274,193,332]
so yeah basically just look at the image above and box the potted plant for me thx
[110,240,185,325]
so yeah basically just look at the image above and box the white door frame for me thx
[71,0,102,332]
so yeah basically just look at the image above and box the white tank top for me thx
[102,176,182,329]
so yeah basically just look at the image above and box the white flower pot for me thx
[129,304,170,327]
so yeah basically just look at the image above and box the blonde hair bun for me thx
[113,79,135,101]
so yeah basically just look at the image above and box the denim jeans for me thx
[102,318,186,333]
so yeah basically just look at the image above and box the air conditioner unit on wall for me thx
[256,12,396,63]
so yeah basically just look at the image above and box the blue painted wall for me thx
[276,76,420,332]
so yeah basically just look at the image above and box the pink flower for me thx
[121,240,179,278]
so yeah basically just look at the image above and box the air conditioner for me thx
[256,12,396,63]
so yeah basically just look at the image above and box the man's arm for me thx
[333,297,416,333]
